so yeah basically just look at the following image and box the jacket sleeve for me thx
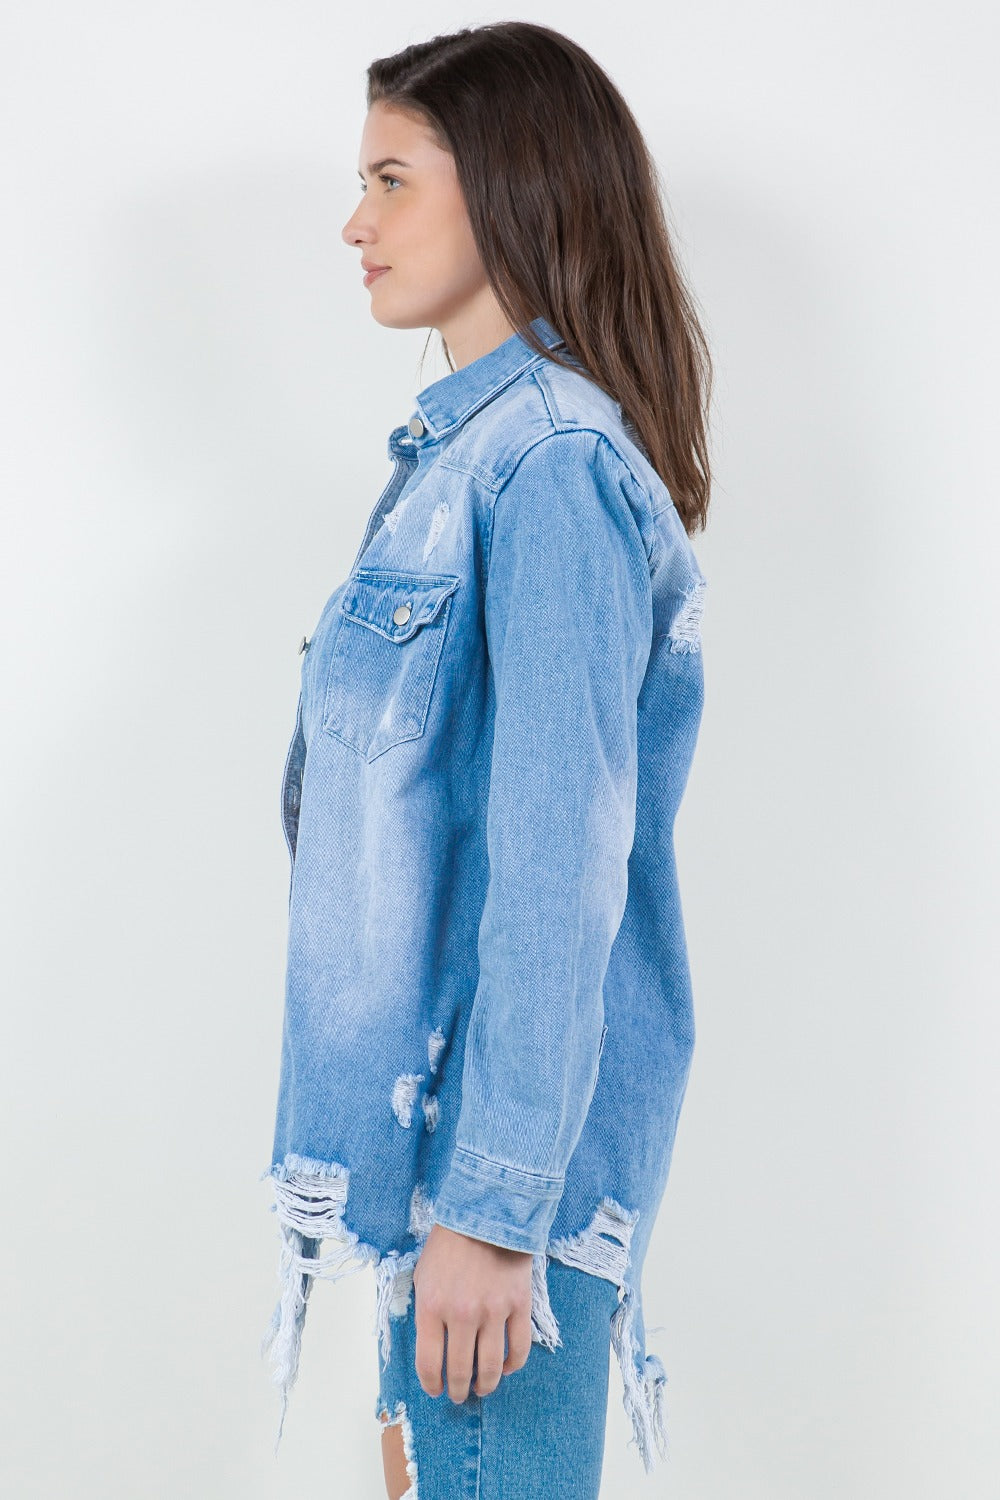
[431,429,654,1255]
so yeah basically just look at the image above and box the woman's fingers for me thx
[472,1313,508,1397]
[443,1317,478,1403]
[501,1303,533,1377]
[412,1223,535,1401]
[413,1291,446,1398]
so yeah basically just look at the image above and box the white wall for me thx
[2,3,996,1496]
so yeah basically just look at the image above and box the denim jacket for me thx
[260,316,706,1472]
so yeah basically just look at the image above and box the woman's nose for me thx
[341,200,372,247]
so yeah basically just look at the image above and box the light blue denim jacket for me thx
[260,316,706,1472]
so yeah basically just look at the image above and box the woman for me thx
[260,21,712,1500]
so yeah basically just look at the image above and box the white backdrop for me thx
[2,4,996,1496]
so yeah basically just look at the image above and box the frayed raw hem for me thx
[260,1152,561,1454]
[259,1153,380,1454]
[611,1291,670,1472]
[548,1195,670,1472]
[377,1398,420,1499]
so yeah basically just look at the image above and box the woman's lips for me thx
[363,266,390,287]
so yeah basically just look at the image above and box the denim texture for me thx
[260,317,706,1474]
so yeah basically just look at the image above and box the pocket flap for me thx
[340,569,460,643]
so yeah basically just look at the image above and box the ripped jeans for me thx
[375,1258,621,1499]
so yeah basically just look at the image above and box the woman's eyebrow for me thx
[357,157,413,178]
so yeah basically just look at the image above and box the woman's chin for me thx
[366,292,436,332]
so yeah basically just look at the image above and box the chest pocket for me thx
[322,568,461,762]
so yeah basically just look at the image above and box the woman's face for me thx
[341,101,515,366]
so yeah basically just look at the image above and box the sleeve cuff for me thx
[432,1146,565,1254]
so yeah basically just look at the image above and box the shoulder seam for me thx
[495,416,656,514]
[493,425,600,499]
[491,426,657,570]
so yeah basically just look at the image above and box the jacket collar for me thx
[404,315,567,446]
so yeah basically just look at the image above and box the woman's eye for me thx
[357,174,401,195]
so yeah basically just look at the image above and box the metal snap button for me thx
[408,415,425,438]
[298,635,309,654]
[392,602,412,626]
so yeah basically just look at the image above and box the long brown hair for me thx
[366,21,713,535]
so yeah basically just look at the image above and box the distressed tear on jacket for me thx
[549,1196,669,1470]
[261,1157,669,1471]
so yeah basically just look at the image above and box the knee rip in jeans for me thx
[378,1398,420,1500]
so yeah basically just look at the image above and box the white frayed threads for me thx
[529,1253,562,1349]
[421,501,450,560]
[422,1095,440,1132]
[408,1182,436,1241]
[374,1182,438,1365]
[391,1073,425,1128]
[548,1197,668,1471]
[611,1289,670,1472]
[548,1196,639,1285]
[668,577,706,654]
[374,1249,420,1363]
[383,494,412,535]
[427,1026,446,1074]
[378,1399,420,1498]
[261,1155,379,1453]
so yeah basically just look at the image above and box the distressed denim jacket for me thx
[260,316,707,1472]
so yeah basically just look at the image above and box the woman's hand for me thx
[411,1222,535,1402]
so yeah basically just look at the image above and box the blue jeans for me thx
[374,1259,621,1498]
